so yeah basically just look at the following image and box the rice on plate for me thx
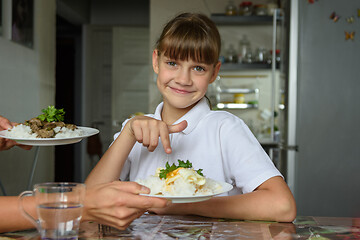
[136,160,223,196]
[3,106,83,139]
[5,124,83,139]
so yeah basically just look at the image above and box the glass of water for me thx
[19,182,86,240]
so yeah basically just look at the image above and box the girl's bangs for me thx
[160,34,218,65]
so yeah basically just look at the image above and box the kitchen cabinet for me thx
[209,10,285,162]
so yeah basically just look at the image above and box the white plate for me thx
[0,126,99,146]
[140,181,233,203]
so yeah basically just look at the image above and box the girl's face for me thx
[152,50,221,112]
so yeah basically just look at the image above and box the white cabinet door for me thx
[112,27,149,133]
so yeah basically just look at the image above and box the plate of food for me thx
[0,106,99,146]
[137,160,233,203]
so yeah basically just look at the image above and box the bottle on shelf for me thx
[268,49,281,66]
[244,50,253,63]
[238,35,251,63]
[239,1,253,16]
[266,0,278,16]
[254,47,267,63]
[234,93,245,103]
[254,4,267,16]
[225,0,238,16]
[225,44,238,63]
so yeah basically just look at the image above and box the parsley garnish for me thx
[38,106,65,122]
[159,160,203,179]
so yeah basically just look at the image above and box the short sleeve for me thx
[219,115,282,194]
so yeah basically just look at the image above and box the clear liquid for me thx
[37,202,83,240]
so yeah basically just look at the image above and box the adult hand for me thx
[0,115,13,131]
[126,116,187,154]
[82,181,169,230]
[0,115,32,151]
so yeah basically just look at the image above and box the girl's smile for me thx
[169,86,193,95]
[152,50,221,122]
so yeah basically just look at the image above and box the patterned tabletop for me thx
[1,214,360,239]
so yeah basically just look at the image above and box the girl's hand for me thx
[126,116,187,154]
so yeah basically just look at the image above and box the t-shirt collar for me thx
[154,98,211,135]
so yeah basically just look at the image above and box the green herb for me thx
[159,159,203,179]
[38,106,65,122]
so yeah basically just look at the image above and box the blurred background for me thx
[0,0,359,218]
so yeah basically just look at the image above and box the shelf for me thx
[221,63,276,71]
[216,103,258,110]
[211,14,278,25]
[217,87,258,94]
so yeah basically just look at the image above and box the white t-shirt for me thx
[114,98,282,195]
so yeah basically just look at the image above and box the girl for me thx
[86,12,296,222]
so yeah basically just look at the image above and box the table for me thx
[1,214,360,239]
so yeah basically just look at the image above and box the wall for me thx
[0,0,56,195]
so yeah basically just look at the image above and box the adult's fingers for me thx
[108,182,169,209]
[109,181,150,194]
[17,144,32,150]
[89,207,145,230]
[0,138,16,151]
[125,195,169,209]
[0,116,12,131]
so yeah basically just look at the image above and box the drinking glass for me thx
[19,182,86,240]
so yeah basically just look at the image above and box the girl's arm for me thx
[149,176,297,222]
[85,124,137,186]
[85,116,187,187]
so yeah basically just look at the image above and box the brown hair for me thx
[155,13,221,65]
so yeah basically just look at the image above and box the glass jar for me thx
[244,51,253,63]
[254,47,267,63]
[266,0,278,16]
[225,44,238,63]
[234,93,245,103]
[225,0,237,16]
[239,1,253,16]
[238,35,251,63]
[268,49,281,66]
[254,4,267,16]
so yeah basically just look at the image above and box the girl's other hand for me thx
[126,116,187,154]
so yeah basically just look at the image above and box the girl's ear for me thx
[152,50,160,74]
[209,61,221,84]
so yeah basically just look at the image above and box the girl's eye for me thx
[194,66,205,72]
[167,61,177,67]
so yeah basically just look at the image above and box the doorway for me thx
[55,15,82,182]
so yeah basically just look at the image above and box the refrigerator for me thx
[287,0,360,217]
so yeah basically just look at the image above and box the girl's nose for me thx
[175,69,192,85]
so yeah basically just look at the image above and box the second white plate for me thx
[0,126,99,146]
